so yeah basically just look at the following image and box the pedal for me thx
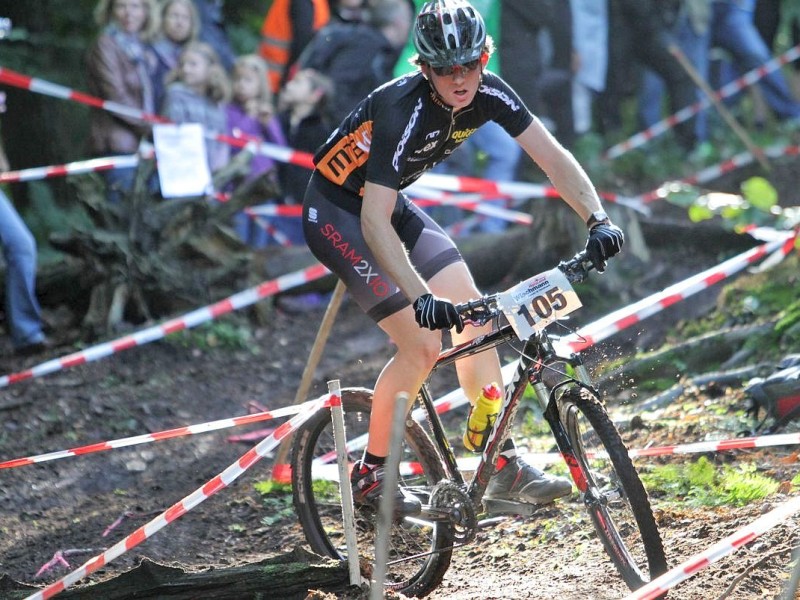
[482,498,542,516]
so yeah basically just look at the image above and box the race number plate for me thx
[496,268,582,340]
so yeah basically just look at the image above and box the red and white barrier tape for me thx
[557,231,798,353]
[313,428,800,479]
[410,175,643,211]
[605,44,800,160]
[23,394,331,600]
[622,494,800,600]
[0,400,323,469]
[627,431,800,459]
[1,65,645,211]
[635,144,800,204]
[0,154,143,184]
[408,188,533,225]
[0,263,330,389]
[0,66,314,170]
[420,231,798,422]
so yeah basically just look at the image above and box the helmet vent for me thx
[413,0,486,67]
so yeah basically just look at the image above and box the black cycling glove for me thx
[413,293,464,333]
[585,222,624,272]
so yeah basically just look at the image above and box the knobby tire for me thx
[559,387,668,592]
[291,388,453,597]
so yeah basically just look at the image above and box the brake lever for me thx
[455,297,495,327]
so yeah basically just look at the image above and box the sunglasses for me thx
[430,58,481,77]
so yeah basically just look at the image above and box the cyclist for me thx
[302,0,624,516]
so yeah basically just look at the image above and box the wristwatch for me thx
[586,210,610,230]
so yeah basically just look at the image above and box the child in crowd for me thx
[161,41,231,173]
[152,0,200,108]
[275,68,334,208]
[225,54,288,246]
[273,68,335,312]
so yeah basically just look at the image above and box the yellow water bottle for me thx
[463,382,502,452]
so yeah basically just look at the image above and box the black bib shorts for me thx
[302,172,463,322]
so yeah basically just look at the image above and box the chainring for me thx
[429,480,478,544]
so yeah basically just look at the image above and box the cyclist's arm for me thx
[514,117,604,223]
[361,180,429,302]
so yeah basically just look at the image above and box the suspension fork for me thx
[532,351,594,494]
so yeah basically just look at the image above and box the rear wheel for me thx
[291,388,453,597]
[558,386,668,591]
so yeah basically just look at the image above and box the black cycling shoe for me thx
[350,460,422,518]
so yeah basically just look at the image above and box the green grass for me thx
[641,456,780,507]
[254,480,295,525]
[167,318,256,352]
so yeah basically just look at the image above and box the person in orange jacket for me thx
[259,0,330,93]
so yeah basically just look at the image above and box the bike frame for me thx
[417,321,597,507]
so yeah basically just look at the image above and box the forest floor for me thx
[1,268,798,600]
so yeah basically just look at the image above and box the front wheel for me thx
[558,386,668,591]
[291,388,453,597]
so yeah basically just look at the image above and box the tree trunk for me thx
[0,548,357,600]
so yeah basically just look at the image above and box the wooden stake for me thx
[271,280,346,480]
[668,44,771,171]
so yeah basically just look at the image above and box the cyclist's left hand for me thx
[585,222,624,272]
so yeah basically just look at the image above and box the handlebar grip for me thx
[559,251,594,283]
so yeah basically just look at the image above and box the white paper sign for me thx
[153,123,212,198]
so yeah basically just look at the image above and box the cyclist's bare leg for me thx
[366,262,501,456]
[429,262,503,402]
[368,307,442,456]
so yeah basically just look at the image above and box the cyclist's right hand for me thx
[413,293,464,333]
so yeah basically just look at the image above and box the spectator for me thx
[599,0,698,151]
[152,0,200,109]
[753,0,800,122]
[710,0,800,126]
[275,68,335,309]
[571,0,609,138]
[638,1,712,144]
[299,0,414,124]
[331,0,369,24]
[500,0,574,146]
[276,68,335,210]
[0,95,47,357]
[161,41,231,173]
[259,0,331,93]
[86,0,160,203]
[225,54,288,246]
[192,0,236,71]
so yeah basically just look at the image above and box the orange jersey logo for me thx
[317,121,373,185]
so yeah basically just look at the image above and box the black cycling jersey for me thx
[304,69,534,322]
[314,70,533,198]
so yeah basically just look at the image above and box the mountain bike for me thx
[291,250,668,597]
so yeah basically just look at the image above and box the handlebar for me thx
[455,251,594,327]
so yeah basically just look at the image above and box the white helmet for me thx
[413,0,486,68]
